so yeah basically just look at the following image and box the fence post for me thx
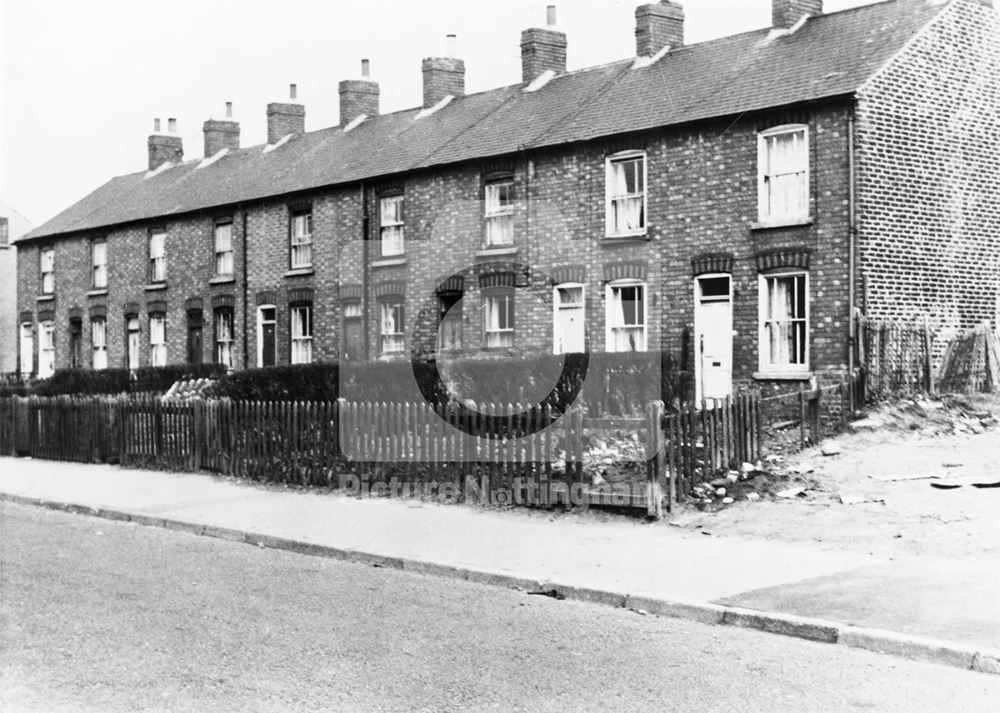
[646,400,665,519]
[923,315,935,396]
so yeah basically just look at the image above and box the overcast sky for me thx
[1,0,874,227]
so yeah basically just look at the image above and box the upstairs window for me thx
[214,221,233,277]
[91,318,108,370]
[759,272,809,373]
[606,152,646,237]
[38,321,55,378]
[290,304,314,364]
[483,290,514,349]
[379,195,404,257]
[379,300,405,354]
[214,307,234,369]
[149,314,167,367]
[290,210,313,269]
[91,239,107,289]
[758,125,809,222]
[149,230,167,283]
[40,247,55,294]
[484,177,514,247]
[606,280,647,352]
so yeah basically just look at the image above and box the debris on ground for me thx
[820,441,843,457]
[776,486,807,499]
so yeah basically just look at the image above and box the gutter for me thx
[241,204,249,369]
[847,106,857,378]
[361,182,370,360]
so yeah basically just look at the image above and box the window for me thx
[483,290,514,349]
[554,284,585,354]
[69,319,83,369]
[257,306,277,368]
[19,323,32,377]
[149,314,167,367]
[606,281,647,352]
[290,305,313,364]
[38,321,55,378]
[149,230,166,283]
[484,177,514,247]
[290,211,313,269]
[606,152,646,237]
[379,195,404,257]
[214,221,233,277]
[760,272,809,373]
[91,318,108,370]
[127,317,141,370]
[342,302,363,362]
[379,300,405,354]
[91,239,107,289]
[438,293,463,351]
[40,247,55,294]
[214,308,234,369]
[758,125,809,222]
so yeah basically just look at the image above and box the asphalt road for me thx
[1,502,998,713]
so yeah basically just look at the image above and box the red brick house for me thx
[15,0,1000,402]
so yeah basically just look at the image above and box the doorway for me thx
[694,274,733,403]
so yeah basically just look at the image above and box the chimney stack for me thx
[772,0,823,29]
[339,59,380,126]
[266,84,305,144]
[147,117,183,171]
[520,5,567,84]
[203,101,240,157]
[422,35,466,108]
[635,1,684,57]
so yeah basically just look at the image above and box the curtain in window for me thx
[609,284,646,352]
[485,182,514,246]
[380,197,405,257]
[150,233,166,281]
[215,310,233,368]
[215,224,233,276]
[380,302,404,353]
[765,131,807,218]
[40,250,55,293]
[149,316,166,367]
[291,307,313,364]
[610,159,644,233]
[92,242,107,288]
[291,213,313,268]
[484,294,513,348]
[765,275,806,367]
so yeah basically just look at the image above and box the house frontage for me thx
[14,0,1000,402]
[1,200,32,375]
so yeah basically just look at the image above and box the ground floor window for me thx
[38,321,55,378]
[214,308,234,369]
[483,290,514,349]
[290,304,313,364]
[91,318,108,370]
[759,271,808,373]
[606,280,646,352]
[380,300,405,354]
[149,314,167,367]
[438,293,463,351]
[19,323,32,377]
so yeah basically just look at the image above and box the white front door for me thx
[554,284,585,354]
[695,275,733,403]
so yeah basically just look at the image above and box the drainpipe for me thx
[848,107,857,378]
[361,182,370,360]
[241,204,249,370]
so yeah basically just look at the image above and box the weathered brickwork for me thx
[856,0,1000,353]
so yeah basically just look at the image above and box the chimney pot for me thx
[148,118,183,170]
[361,58,370,77]
[289,83,298,100]
[547,5,557,26]
[167,117,177,133]
[225,101,233,118]
[635,1,685,58]
[446,33,457,58]
[772,0,823,29]
[153,117,161,133]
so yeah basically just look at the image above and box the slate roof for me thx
[24,0,946,241]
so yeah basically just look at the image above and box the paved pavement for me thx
[1,456,998,674]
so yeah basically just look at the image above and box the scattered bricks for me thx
[839,626,977,670]
[723,608,840,644]
[624,595,727,626]
[821,441,843,456]
[971,650,1000,676]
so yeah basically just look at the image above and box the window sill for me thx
[144,283,168,292]
[209,275,235,285]
[36,294,54,302]
[283,268,315,278]
[754,370,813,381]
[750,217,813,231]
[476,246,517,259]
[601,235,650,246]
[371,257,407,268]
[87,289,108,297]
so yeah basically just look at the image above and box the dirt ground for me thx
[667,393,1000,561]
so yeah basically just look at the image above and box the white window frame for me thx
[290,305,314,364]
[605,151,647,238]
[256,305,277,368]
[379,195,405,257]
[484,177,514,247]
[379,300,405,354]
[757,124,810,224]
[290,211,313,269]
[40,247,55,294]
[214,308,234,369]
[91,239,107,289]
[149,314,167,367]
[214,222,234,277]
[19,322,33,377]
[758,271,810,376]
[605,279,647,353]
[149,230,167,283]
[91,318,108,371]
[38,320,55,378]
[437,293,463,351]
[553,283,585,355]
[126,317,141,371]
[483,290,514,349]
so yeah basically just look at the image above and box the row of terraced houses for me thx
[13,0,1000,402]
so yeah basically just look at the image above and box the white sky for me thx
[1,0,874,227]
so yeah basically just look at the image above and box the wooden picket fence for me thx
[857,316,933,401]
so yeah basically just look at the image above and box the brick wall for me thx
[856,0,1000,354]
